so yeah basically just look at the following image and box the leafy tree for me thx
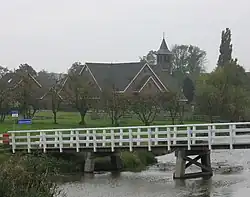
[217,28,233,67]
[183,76,195,103]
[196,60,250,122]
[226,86,250,121]
[209,62,248,117]
[195,84,220,122]
[140,50,157,66]
[0,66,12,122]
[172,44,206,77]
[68,62,83,74]
[16,63,37,76]
[13,64,41,119]
[130,93,160,126]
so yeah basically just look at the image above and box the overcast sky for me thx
[0,0,249,73]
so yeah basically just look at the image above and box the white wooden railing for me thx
[6,122,250,153]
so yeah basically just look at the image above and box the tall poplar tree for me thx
[217,28,233,67]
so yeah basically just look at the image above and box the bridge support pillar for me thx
[173,149,213,179]
[84,152,95,173]
[110,153,123,170]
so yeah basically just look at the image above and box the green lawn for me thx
[0,111,205,133]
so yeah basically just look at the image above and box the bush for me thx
[0,155,62,197]
[136,151,157,166]
[121,151,157,171]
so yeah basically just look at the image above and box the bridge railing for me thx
[7,122,250,153]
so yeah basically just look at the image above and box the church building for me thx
[77,37,182,95]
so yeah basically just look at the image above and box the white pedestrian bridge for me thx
[4,122,250,154]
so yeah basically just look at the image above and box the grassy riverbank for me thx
[0,150,157,174]
[0,111,204,133]
[0,152,157,197]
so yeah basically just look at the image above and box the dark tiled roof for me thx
[85,62,144,91]
[157,38,172,55]
[151,65,180,92]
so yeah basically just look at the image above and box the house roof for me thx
[83,62,144,91]
[157,38,172,55]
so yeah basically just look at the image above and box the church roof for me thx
[157,38,172,55]
[83,62,144,91]
[151,65,180,92]
[81,62,182,93]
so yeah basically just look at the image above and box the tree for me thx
[183,76,195,103]
[226,86,249,121]
[68,62,83,74]
[160,92,181,125]
[51,86,63,124]
[13,64,41,119]
[217,28,233,67]
[140,50,157,66]
[196,61,250,122]
[209,62,248,118]
[0,66,12,122]
[40,73,64,124]
[16,63,37,76]
[195,84,219,122]
[102,86,128,126]
[130,93,160,126]
[62,62,96,125]
[172,44,206,76]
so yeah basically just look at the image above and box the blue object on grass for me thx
[18,119,32,125]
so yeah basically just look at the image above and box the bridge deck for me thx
[5,121,250,153]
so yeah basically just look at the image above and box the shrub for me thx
[121,151,156,171]
[0,155,62,197]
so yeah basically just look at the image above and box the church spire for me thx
[156,34,173,73]
[157,34,172,55]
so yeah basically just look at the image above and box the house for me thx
[75,37,182,95]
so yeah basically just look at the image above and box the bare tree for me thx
[101,86,128,126]
[62,62,97,125]
[130,93,160,126]
[40,74,64,124]
[160,92,181,125]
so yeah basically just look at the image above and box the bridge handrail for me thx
[6,121,250,153]
[7,121,250,133]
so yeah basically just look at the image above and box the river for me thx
[60,150,250,197]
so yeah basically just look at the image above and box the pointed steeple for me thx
[157,37,172,55]
[156,34,173,73]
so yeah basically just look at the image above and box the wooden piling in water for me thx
[173,149,213,179]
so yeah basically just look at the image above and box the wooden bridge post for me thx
[173,149,213,179]
[84,152,95,173]
[174,150,186,178]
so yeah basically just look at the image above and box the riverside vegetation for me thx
[0,155,60,197]
[0,152,157,197]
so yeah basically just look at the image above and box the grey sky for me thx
[0,0,249,73]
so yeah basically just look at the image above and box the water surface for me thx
[61,150,250,197]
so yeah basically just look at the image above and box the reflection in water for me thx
[61,150,250,197]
